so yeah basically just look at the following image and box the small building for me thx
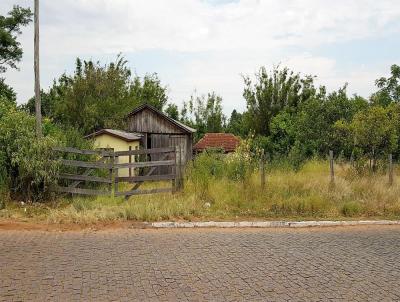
[126,104,196,165]
[85,129,142,177]
[194,133,240,154]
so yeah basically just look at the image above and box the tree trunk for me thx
[34,0,42,138]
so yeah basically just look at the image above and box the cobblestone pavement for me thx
[1,226,400,302]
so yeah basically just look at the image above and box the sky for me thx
[1,0,400,114]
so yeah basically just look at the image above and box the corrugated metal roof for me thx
[85,129,143,142]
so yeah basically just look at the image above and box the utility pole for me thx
[34,0,42,137]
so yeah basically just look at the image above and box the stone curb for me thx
[151,220,400,229]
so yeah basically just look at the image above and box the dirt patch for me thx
[0,219,149,232]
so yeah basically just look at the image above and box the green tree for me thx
[350,106,397,169]
[0,78,16,104]
[0,5,32,103]
[24,56,169,134]
[183,92,226,139]
[165,103,179,120]
[226,109,246,137]
[0,5,32,73]
[292,86,368,158]
[243,66,316,136]
[269,111,296,156]
[130,73,168,111]
[371,64,400,106]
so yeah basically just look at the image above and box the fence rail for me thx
[54,146,181,198]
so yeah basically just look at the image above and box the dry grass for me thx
[1,160,399,224]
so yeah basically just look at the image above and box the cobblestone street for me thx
[1,226,400,301]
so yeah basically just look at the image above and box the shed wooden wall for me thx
[127,108,185,134]
[127,107,194,175]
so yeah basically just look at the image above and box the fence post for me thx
[389,154,394,186]
[260,150,265,190]
[172,146,177,193]
[329,150,334,184]
[114,155,119,197]
[129,146,132,178]
[109,152,114,197]
[179,144,184,190]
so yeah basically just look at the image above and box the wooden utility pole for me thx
[34,0,42,137]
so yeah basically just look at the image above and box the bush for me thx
[189,150,224,200]
[0,107,61,201]
[341,202,361,217]
[225,139,256,181]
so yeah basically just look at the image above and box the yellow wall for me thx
[93,134,140,177]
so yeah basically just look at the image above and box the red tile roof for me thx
[194,133,240,153]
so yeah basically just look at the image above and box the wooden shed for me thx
[126,104,196,166]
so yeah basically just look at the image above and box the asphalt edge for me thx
[151,220,400,228]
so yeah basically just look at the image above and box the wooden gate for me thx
[53,146,182,197]
[54,147,114,196]
[113,147,181,198]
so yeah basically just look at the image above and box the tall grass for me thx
[1,151,399,223]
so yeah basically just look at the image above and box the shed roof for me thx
[127,104,196,133]
[85,129,143,142]
[194,133,240,153]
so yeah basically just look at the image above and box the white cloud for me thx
[1,0,400,110]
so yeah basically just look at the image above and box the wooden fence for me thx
[53,146,183,197]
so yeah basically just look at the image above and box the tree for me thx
[226,109,245,137]
[289,86,368,158]
[183,92,226,139]
[371,64,400,106]
[25,56,169,134]
[0,5,32,107]
[350,106,397,170]
[165,103,179,120]
[242,66,316,136]
[0,5,32,73]
[130,73,168,111]
[0,78,16,104]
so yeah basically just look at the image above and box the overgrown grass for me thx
[1,159,399,224]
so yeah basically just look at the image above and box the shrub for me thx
[341,202,361,217]
[189,150,224,200]
[225,139,256,181]
[0,107,61,201]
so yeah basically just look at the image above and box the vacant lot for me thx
[1,226,400,301]
[1,160,399,224]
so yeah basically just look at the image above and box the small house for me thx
[126,104,196,164]
[194,133,240,154]
[85,129,142,177]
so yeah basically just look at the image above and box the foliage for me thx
[3,160,400,223]
[0,5,32,73]
[188,150,225,200]
[292,87,368,158]
[25,56,169,134]
[226,109,246,137]
[0,78,16,104]
[165,103,179,120]
[242,66,316,136]
[225,139,256,181]
[181,91,226,140]
[0,106,60,201]
[350,106,397,163]
[371,64,400,106]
